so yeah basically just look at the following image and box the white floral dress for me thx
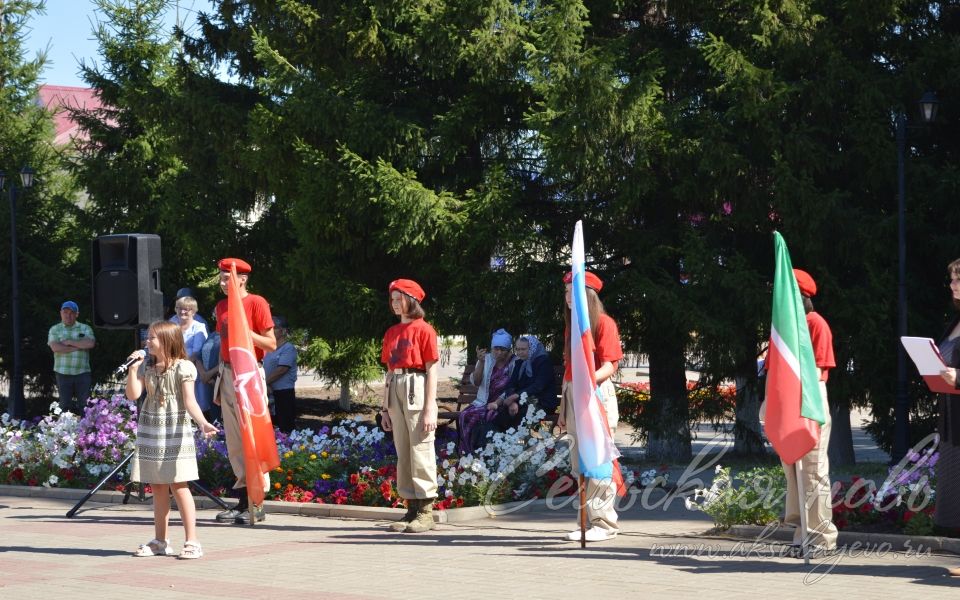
[131,359,199,484]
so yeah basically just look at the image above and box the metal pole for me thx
[579,474,586,548]
[892,113,909,462]
[9,183,23,420]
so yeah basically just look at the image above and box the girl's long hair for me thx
[564,287,605,361]
[148,320,187,370]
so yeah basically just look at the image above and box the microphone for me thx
[115,350,146,376]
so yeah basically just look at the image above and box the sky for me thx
[26,0,215,88]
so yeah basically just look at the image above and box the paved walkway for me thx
[2,491,957,599]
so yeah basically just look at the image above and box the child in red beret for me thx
[380,279,439,533]
[559,270,624,542]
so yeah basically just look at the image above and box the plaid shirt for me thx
[48,322,95,375]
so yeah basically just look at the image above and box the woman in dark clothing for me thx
[493,335,556,430]
[936,259,960,576]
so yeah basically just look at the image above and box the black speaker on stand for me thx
[69,234,228,517]
[92,233,164,328]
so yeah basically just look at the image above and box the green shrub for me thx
[685,465,786,529]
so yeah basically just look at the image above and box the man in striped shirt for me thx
[47,301,96,413]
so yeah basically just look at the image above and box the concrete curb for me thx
[721,523,960,556]
[0,484,545,524]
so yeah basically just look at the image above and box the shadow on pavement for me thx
[0,545,129,557]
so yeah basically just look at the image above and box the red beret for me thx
[218,258,252,274]
[793,269,817,297]
[389,278,426,302]
[563,270,603,292]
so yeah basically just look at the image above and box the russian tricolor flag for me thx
[570,221,624,494]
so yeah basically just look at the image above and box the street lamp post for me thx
[892,92,938,463]
[2,167,35,420]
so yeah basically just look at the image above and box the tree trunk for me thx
[828,398,856,467]
[646,340,692,462]
[733,342,766,456]
[338,377,352,411]
[733,372,766,456]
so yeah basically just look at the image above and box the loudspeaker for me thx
[92,234,163,328]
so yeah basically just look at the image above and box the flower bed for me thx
[684,443,947,536]
[2,393,665,510]
[617,381,737,443]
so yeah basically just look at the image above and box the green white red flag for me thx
[764,232,827,465]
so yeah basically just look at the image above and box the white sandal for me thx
[178,540,203,560]
[133,539,173,557]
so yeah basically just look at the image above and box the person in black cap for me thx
[169,287,207,326]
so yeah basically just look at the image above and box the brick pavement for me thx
[2,490,958,600]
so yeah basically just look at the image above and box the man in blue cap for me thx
[47,300,96,413]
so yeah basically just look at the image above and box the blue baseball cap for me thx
[61,300,79,312]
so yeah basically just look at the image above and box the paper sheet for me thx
[901,336,959,395]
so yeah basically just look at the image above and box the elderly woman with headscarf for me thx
[493,335,557,431]
[457,328,518,454]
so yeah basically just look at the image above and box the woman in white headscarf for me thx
[457,328,517,454]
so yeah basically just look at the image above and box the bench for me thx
[437,363,562,436]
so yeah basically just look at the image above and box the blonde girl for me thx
[125,320,218,559]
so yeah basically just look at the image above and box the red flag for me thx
[227,265,280,505]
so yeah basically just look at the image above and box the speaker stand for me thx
[65,450,229,517]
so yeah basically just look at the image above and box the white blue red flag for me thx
[570,221,623,491]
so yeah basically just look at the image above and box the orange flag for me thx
[226,264,280,505]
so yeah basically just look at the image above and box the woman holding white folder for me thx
[936,259,960,576]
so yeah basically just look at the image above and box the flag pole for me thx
[579,474,587,548]
[796,461,809,565]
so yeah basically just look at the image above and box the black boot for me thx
[216,488,248,522]
[234,503,265,525]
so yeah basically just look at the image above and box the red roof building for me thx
[37,84,103,146]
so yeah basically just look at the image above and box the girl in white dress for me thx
[126,320,218,559]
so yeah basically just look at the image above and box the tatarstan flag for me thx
[226,263,280,506]
[764,232,827,465]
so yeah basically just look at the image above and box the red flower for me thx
[456,498,464,507]
[349,473,360,485]
[380,482,392,494]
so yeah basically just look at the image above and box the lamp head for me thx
[19,167,34,188]
[919,91,938,124]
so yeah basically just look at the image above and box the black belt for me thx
[393,368,425,374]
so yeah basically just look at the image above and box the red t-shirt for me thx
[564,313,624,381]
[381,318,439,370]
[806,311,835,382]
[216,293,274,362]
